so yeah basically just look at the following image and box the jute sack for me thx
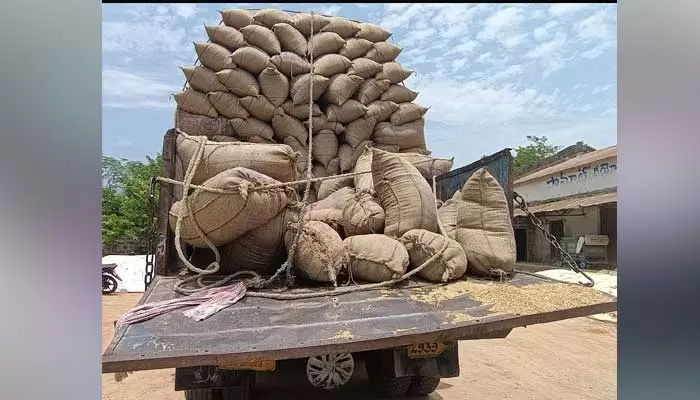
[342,192,385,236]
[398,153,454,181]
[313,54,353,78]
[207,92,250,119]
[326,100,368,123]
[308,186,355,212]
[169,167,289,247]
[355,79,391,105]
[292,13,331,38]
[327,157,341,176]
[338,140,371,172]
[320,17,360,38]
[305,115,344,135]
[312,131,339,167]
[340,38,374,60]
[400,229,468,282]
[303,208,344,233]
[176,110,234,138]
[229,117,274,141]
[344,235,408,282]
[437,189,461,239]
[374,144,400,152]
[401,147,431,155]
[376,62,413,84]
[284,220,345,283]
[381,85,419,103]
[366,100,399,122]
[455,168,516,276]
[353,146,373,193]
[309,32,346,58]
[290,73,330,105]
[239,95,277,122]
[270,52,312,77]
[176,134,298,184]
[347,58,383,79]
[211,135,239,142]
[205,25,247,51]
[231,46,270,75]
[283,136,309,174]
[322,74,365,106]
[240,25,281,55]
[355,23,392,42]
[272,108,308,143]
[390,103,429,125]
[247,136,276,145]
[220,9,254,29]
[306,188,318,203]
[253,8,293,28]
[312,164,328,193]
[272,23,307,57]
[317,175,354,200]
[343,116,377,148]
[258,66,289,106]
[216,68,260,97]
[365,42,402,63]
[372,119,426,150]
[194,42,236,72]
[371,148,438,237]
[281,100,322,119]
[181,66,228,93]
[174,90,218,117]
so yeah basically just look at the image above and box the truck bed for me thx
[102,274,616,373]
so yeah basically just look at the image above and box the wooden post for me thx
[155,129,178,276]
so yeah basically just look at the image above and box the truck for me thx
[102,129,617,400]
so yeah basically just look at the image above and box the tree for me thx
[102,154,162,248]
[512,135,561,177]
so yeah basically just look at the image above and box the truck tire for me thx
[184,389,218,400]
[365,361,411,398]
[407,376,441,396]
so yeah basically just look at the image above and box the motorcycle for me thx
[102,263,122,294]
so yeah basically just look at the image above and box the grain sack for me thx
[272,108,309,143]
[174,90,218,117]
[306,188,318,203]
[455,169,516,276]
[292,13,331,37]
[317,176,354,200]
[270,52,312,77]
[290,73,330,105]
[347,58,383,79]
[211,135,239,142]
[181,66,228,93]
[283,136,309,174]
[372,148,438,237]
[176,110,234,138]
[376,62,414,84]
[311,163,328,193]
[343,116,377,148]
[176,134,298,184]
[194,42,235,72]
[258,66,289,106]
[323,74,365,106]
[309,32,346,58]
[353,146,373,193]
[400,229,467,282]
[216,68,260,97]
[229,117,274,141]
[437,190,461,239]
[390,103,429,124]
[342,192,385,236]
[374,144,401,152]
[253,8,293,28]
[338,140,371,172]
[327,100,367,123]
[381,85,419,103]
[344,235,408,282]
[240,95,277,122]
[205,25,247,51]
[221,9,254,29]
[272,23,307,57]
[305,115,345,135]
[303,209,344,233]
[247,136,276,145]
[365,42,402,63]
[398,153,454,182]
[281,100,322,119]
[312,131,338,167]
[240,25,281,55]
[169,167,288,247]
[366,100,399,122]
[339,38,371,60]
[356,22,391,42]
[327,158,341,176]
[232,46,270,75]
[313,54,353,77]
[308,186,355,212]
[321,17,360,38]
[207,92,249,119]
[355,79,391,105]
[284,220,344,283]
[373,120,426,150]
[401,147,432,155]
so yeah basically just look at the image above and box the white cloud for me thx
[549,4,592,18]
[170,4,199,19]
[319,5,342,16]
[483,64,526,85]
[102,69,178,109]
[592,84,615,95]
[581,40,616,59]
[477,7,523,41]
[501,33,528,50]
[577,8,616,41]
[527,32,567,59]
[533,20,559,41]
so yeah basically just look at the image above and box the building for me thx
[512,145,617,268]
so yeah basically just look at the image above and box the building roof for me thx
[514,145,617,185]
[513,191,617,217]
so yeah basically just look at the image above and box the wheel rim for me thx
[103,276,117,293]
[306,353,354,390]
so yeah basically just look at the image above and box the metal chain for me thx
[144,177,158,289]
[513,192,595,287]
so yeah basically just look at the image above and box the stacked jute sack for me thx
[170,9,517,287]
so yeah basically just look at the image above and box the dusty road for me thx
[102,293,616,400]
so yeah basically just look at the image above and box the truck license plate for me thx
[218,359,276,371]
[407,342,445,358]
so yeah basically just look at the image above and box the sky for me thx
[102,3,617,167]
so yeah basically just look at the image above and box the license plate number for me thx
[407,342,445,358]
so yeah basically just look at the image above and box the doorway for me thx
[600,205,617,266]
[515,229,527,261]
[549,220,564,260]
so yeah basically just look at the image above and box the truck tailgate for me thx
[102,274,616,373]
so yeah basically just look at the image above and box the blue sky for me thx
[102,3,617,167]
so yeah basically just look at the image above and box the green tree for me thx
[102,154,162,248]
[512,135,561,177]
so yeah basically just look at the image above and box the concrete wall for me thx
[528,207,601,262]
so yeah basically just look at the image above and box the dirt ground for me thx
[102,293,616,400]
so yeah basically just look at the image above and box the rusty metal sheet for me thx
[102,274,616,373]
